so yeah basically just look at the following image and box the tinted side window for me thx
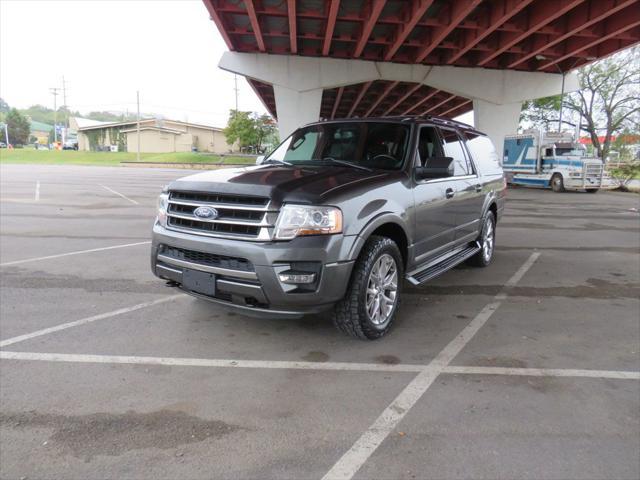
[464,133,501,175]
[439,128,471,176]
[417,126,441,166]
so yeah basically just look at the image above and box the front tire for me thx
[332,236,403,340]
[551,173,565,192]
[467,212,496,267]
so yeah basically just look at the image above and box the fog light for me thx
[278,271,316,284]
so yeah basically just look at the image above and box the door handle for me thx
[445,188,455,199]
[475,184,482,193]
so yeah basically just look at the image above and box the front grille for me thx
[585,163,603,178]
[166,191,275,240]
[169,216,261,237]
[171,191,268,206]
[159,245,254,272]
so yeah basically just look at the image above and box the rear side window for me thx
[439,128,473,176]
[464,133,502,175]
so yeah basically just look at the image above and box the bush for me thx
[609,162,640,189]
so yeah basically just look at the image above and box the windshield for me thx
[555,146,586,157]
[265,122,410,170]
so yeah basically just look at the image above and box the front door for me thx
[439,127,485,243]
[412,126,458,263]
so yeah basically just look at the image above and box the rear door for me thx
[438,127,485,243]
[412,125,458,263]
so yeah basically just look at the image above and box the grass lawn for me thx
[0,149,255,166]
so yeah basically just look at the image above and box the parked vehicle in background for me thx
[503,130,615,193]
[63,138,78,150]
[0,141,6,148]
[151,116,506,339]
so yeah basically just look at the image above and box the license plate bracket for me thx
[182,269,216,297]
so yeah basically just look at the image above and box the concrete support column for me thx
[273,86,323,139]
[473,100,523,153]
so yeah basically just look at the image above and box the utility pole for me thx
[234,74,239,114]
[136,91,141,162]
[50,87,60,143]
[62,76,68,128]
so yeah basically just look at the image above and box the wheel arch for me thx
[348,214,410,268]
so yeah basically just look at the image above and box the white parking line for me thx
[0,294,185,348]
[443,365,640,380]
[34,181,40,202]
[0,241,151,267]
[321,252,541,480]
[99,184,139,205]
[1,352,637,380]
[0,351,424,372]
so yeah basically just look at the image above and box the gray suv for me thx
[151,116,505,339]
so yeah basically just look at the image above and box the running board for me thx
[406,242,481,286]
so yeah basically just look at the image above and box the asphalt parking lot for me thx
[1,164,639,480]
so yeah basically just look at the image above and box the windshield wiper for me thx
[263,158,293,166]
[320,157,372,172]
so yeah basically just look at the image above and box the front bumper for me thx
[151,223,357,318]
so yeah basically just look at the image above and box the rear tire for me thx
[467,212,496,268]
[332,236,403,340]
[551,173,565,192]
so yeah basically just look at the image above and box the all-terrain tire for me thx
[332,235,403,340]
[551,173,565,192]
[467,212,496,267]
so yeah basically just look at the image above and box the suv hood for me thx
[168,164,388,204]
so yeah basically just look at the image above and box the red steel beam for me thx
[323,0,341,56]
[415,0,482,62]
[354,0,387,57]
[202,0,235,50]
[509,0,638,68]
[439,99,472,117]
[287,0,297,54]
[402,88,440,115]
[365,81,399,117]
[477,0,585,67]
[423,94,457,115]
[446,0,534,64]
[331,87,345,119]
[384,0,435,61]
[244,0,266,52]
[382,83,423,115]
[247,79,277,119]
[537,7,640,70]
[348,81,373,117]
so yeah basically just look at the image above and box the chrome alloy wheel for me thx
[366,253,398,325]
[482,217,495,262]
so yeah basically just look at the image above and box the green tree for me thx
[565,47,640,160]
[254,114,278,153]
[0,97,9,113]
[6,108,30,145]
[520,47,640,160]
[224,110,258,151]
[520,96,562,131]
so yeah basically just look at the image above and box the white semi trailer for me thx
[502,131,614,193]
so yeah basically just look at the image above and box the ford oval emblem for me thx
[193,206,218,219]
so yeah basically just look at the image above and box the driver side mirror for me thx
[256,155,265,165]
[414,156,454,180]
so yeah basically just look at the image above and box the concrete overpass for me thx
[203,0,640,146]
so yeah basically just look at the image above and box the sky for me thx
[0,0,267,127]
[0,0,473,128]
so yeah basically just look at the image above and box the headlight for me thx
[274,205,343,240]
[157,192,169,227]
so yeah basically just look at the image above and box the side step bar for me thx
[406,242,481,286]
